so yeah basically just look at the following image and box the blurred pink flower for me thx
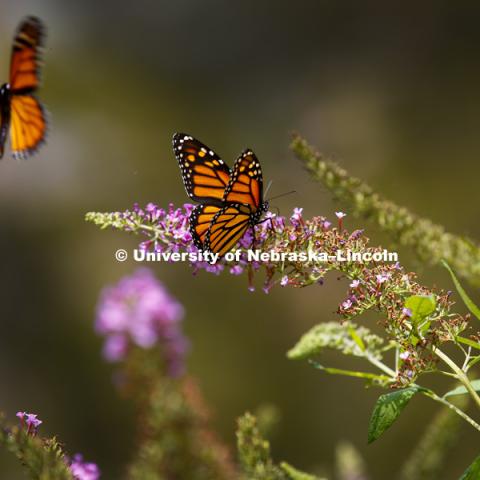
[69,454,100,480]
[95,268,188,376]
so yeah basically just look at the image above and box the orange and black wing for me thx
[223,150,263,211]
[10,16,45,94]
[205,204,252,256]
[189,204,222,249]
[10,96,47,159]
[9,17,47,159]
[173,133,231,204]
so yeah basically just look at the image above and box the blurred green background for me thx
[0,1,479,478]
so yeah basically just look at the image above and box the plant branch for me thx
[420,389,480,432]
[291,134,480,287]
[433,347,480,411]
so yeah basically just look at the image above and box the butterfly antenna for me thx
[264,180,274,198]
[267,190,297,202]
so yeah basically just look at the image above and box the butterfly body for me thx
[173,133,269,256]
[0,16,47,159]
[0,84,12,157]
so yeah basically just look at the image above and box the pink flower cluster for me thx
[16,411,42,434]
[70,454,100,480]
[95,268,188,377]
[88,203,340,291]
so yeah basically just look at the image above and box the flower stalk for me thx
[291,134,480,287]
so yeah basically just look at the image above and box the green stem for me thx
[420,389,480,433]
[318,366,390,382]
[309,361,390,382]
[434,347,480,411]
[366,353,396,377]
[138,223,156,232]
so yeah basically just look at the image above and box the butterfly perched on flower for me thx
[0,16,48,159]
[173,133,269,256]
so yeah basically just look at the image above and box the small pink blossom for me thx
[290,208,303,225]
[376,273,390,284]
[341,299,353,309]
[399,351,410,360]
[17,411,42,435]
[230,265,244,276]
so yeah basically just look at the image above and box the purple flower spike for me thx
[350,279,360,288]
[89,203,414,296]
[402,307,412,317]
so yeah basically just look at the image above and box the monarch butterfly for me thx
[0,16,47,159]
[173,133,269,256]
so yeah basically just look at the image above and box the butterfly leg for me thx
[250,225,257,250]
[256,216,275,233]
[267,217,275,233]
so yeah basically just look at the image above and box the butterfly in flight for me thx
[0,16,48,159]
[173,133,269,256]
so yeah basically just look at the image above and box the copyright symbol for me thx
[115,249,128,262]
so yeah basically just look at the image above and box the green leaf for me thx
[419,321,431,335]
[443,380,480,399]
[442,260,480,322]
[348,326,366,351]
[404,295,436,323]
[367,387,420,444]
[456,336,480,351]
[310,362,391,383]
[287,321,384,361]
[460,455,480,480]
